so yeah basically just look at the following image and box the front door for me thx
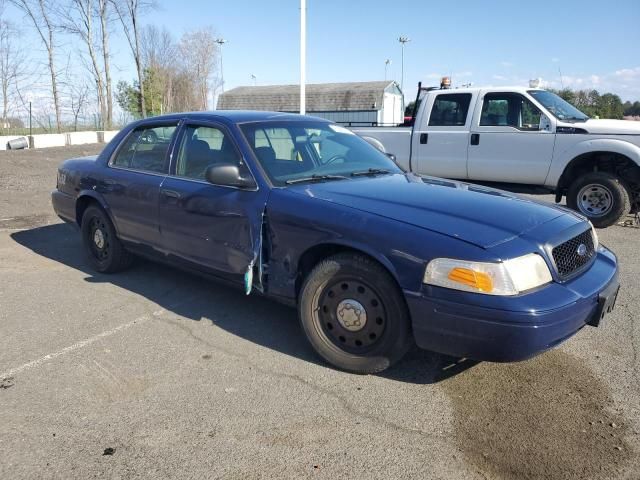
[467,92,556,184]
[158,122,267,279]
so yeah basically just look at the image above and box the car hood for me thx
[568,119,640,135]
[285,174,577,249]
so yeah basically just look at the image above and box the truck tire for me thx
[81,205,133,273]
[567,172,631,228]
[298,253,412,374]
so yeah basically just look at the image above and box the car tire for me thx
[566,172,631,228]
[81,205,133,273]
[298,253,412,374]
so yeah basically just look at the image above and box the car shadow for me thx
[10,223,478,384]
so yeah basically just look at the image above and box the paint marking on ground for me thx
[0,309,165,380]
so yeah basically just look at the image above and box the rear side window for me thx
[428,93,472,126]
[111,125,177,173]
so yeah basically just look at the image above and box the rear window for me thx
[111,125,177,174]
[428,93,472,127]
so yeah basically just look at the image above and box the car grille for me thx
[552,229,595,278]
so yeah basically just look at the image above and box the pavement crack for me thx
[157,316,448,442]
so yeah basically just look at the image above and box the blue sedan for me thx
[52,111,620,373]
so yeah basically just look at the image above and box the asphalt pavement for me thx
[1,144,639,479]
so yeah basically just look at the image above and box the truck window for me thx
[428,93,472,127]
[480,93,542,131]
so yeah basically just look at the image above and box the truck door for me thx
[467,92,556,184]
[411,92,473,179]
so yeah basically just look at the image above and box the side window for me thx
[428,93,472,126]
[480,93,542,130]
[111,125,176,173]
[175,125,243,180]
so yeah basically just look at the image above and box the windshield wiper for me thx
[285,174,349,185]
[350,168,391,177]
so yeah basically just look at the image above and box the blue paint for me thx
[52,111,620,363]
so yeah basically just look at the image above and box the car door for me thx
[410,92,474,179]
[103,122,179,248]
[158,121,267,279]
[467,92,556,184]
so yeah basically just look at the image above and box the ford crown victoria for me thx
[52,111,620,373]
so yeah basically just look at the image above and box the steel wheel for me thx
[314,278,387,353]
[577,184,613,217]
[88,216,111,261]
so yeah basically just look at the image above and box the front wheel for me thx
[566,172,631,228]
[81,205,133,273]
[298,253,412,374]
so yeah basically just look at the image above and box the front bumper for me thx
[406,247,619,362]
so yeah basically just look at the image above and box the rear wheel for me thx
[567,172,631,228]
[298,253,412,374]
[81,205,133,273]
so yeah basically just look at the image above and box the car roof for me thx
[140,110,332,124]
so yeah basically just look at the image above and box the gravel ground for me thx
[1,144,639,479]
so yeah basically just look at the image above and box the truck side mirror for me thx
[539,114,552,132]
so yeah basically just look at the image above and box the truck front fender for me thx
[547,138,640,189]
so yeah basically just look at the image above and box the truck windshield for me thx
[240,121,402,186]
[528,90,589,122]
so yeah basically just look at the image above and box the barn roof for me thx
[217,81,399,112]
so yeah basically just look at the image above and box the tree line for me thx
[0,0,220,133]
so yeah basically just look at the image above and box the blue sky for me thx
[138,0,640,101]
[8,0,640,109]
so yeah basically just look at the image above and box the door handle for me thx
[420,133,428,144]
[470,133,480,145]
[160,189,181,199]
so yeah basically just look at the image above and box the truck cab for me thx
[352,82,640,227]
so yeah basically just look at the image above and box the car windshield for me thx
[240,121,402,186]
[528,90,589,122]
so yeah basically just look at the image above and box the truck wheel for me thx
[298,253,412,374]
[566,172,631,228]
[81,205,133,273]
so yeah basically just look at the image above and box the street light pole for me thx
[215,38,227,93]
[398,36,410,93]
[300,0,306,115]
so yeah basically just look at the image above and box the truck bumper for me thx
[405,248,619,362]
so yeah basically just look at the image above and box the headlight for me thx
[424,253,552,296]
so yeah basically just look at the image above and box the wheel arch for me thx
[294,242,402,299]
[75,191,115,229]
[556,148,639,198]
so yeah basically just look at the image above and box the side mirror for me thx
[205,164,256,189]
[539,114,552,132]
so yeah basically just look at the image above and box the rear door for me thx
[104,122,178,248]
[411,92,474,179]
[467,92,556,183]
[158,121,267,279]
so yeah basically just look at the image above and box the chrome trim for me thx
[107,165,167,178]
[163,174,259,192]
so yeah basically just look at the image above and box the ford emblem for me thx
[577,244,587,257]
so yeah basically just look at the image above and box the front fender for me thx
[547,138,640,187]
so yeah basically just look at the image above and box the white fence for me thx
[0,130,120,151]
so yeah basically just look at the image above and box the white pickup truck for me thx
[352,84,640,227]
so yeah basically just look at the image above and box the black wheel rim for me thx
[315,277,387,354]
[88,216,110,261]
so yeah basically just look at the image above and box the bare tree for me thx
[96,0,113,127]
[69,81,89,130]
[179,27,218,110]
[10,0,62,132]
[60,0,106,127]
[0,19,28,128]
[110,0,153,117]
